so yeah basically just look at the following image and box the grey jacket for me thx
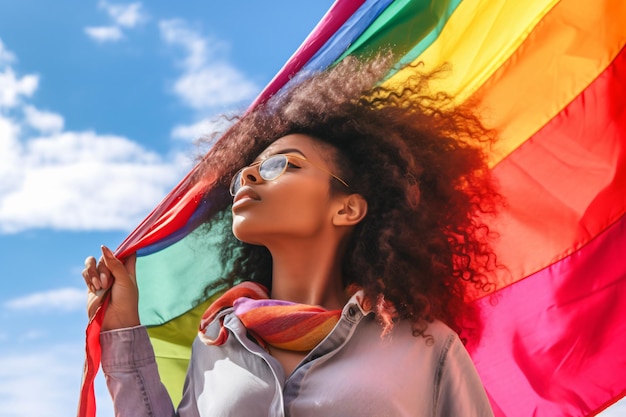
[101,292,494,417]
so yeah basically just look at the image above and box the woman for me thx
[83,55,498,416]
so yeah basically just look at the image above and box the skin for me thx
[83,247,139,331]
[82,133,368,375]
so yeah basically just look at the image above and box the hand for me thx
[82,245,140,331]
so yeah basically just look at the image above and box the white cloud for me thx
[99,1,146,28]
[159,19,258,110]
[159,19,210,71]
[0,38,16,67]
[85,2,147,43]
[23,105,64,133]
[0,130,188,233]
[84,26,124,43]
[0,67,38,108]
[173,64,258,109]
[171,116,234,142]
[0,40,191,234]
[4,287,85,312]
[0,344,114,417]
[0,115,22,187]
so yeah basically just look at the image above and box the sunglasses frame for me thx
[230,153,350,196]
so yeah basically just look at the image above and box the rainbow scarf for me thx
[198,282,342,352]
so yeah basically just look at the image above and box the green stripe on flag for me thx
[338,0,462,63]
[137,218,231,326]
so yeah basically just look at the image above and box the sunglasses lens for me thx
[230,155,289,196]
[259,155,287,181]
[230,171,243,196]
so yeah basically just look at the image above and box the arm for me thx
[83,248,176,416]
[101,326,176,417]
[435,335,495,417]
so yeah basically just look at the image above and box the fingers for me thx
[82,255,105,293]
[83,246,140,325]
[101,245,133,286]
[124,253,137,280]
[82,247,119,294]
[82,256,96,287]
[98,258,112,288]
[82,246,135,292]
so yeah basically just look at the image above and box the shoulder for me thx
[347,291,460,353]
[381,320,492,416]
[376,318,461,353]
[346,316,463,370]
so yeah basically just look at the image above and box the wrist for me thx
[102,311,140,332]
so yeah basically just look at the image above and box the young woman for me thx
[83,55,498,416]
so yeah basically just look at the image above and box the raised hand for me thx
[82,245,140,331]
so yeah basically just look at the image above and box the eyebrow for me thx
[273,148,306,157]
[254,148,307,162]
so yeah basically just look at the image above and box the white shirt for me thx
[101,291,494,417]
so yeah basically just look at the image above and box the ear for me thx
[332,194,368,227]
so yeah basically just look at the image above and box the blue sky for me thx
[0,1,623,417]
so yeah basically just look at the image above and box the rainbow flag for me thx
[79,1,626,416]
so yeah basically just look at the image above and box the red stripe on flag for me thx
[487,45,626,288]
[470,213,626,417]
[115,175,215,259]
[77,296,109,417]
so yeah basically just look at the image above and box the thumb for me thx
[101,246,136,287]
[124,252,137,278]
[99,246,140,330]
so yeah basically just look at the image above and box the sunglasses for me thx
[230,153,350,196]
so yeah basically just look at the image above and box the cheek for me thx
[232,180,332,243]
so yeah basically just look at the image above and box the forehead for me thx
[256,134,333,162]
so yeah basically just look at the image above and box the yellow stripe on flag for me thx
[384,0,559,101]
[472,0,626,166]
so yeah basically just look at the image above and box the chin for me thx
[232,223,264,246]
[234,235,264,246]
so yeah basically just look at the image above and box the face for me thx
[231,134,345,246]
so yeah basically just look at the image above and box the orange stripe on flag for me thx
[472,0,626,166]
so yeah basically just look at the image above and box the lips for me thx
[233,186,261,208]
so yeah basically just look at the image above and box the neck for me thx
[266,237,348,311]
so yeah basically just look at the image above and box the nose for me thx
[239,164,261,186]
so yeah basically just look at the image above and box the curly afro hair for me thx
[194,53,501,338]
